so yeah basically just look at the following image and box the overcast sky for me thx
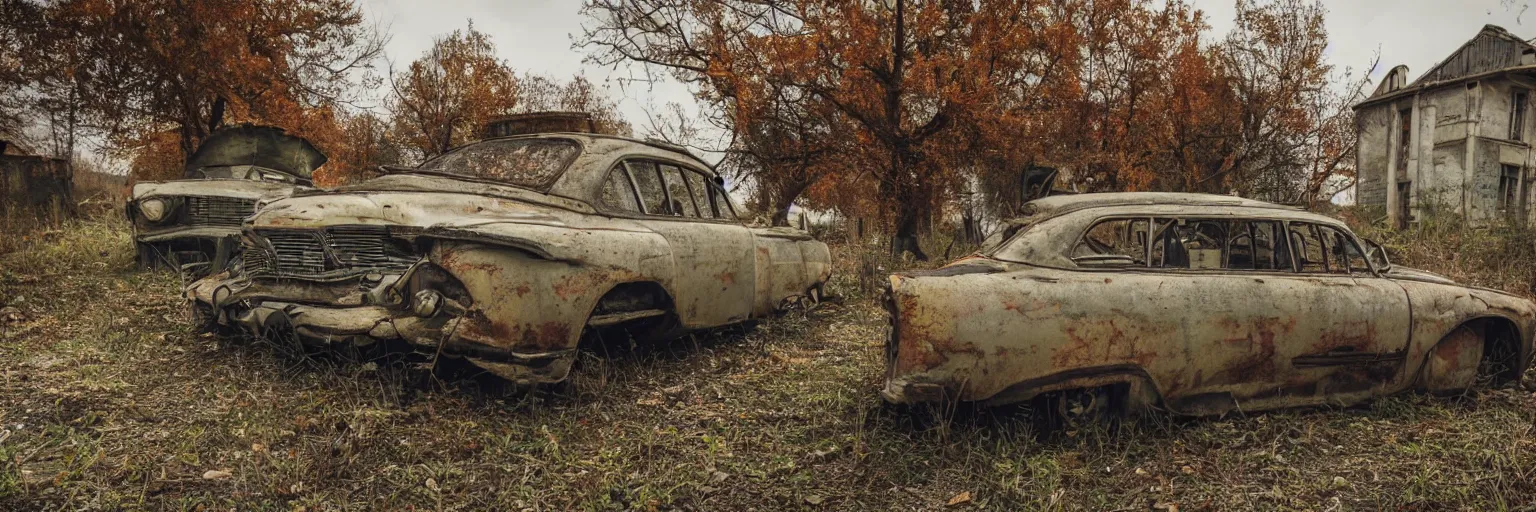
[356,0,1536,134]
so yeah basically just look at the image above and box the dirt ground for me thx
[2,215,1534,511]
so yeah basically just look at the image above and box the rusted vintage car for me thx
[882,192,1534,422]
[129,125,324,271]
[186,132,831,385]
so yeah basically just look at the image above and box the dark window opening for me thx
[1512,89,1529,141]
[1499,164,1522,218]
[1396,181,1412,229]
[1397,107,1412,176]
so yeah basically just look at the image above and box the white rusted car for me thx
[129,125,323,272]
[186,133,831,385]
[882,193,1534,422]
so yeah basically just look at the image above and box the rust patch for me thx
[1204,315,1295,386]
[1053,311,1174,369]
[1312,320,1380,354]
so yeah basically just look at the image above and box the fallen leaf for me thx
[426,478,440,492]
[947,491,972,506]
[202,470,232,480]
[805,494,824,505]
[1180,465,1194,475]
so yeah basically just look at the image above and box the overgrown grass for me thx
[0,212,1533,510]
[1343,205,1536,296]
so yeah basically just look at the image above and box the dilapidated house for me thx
[1356,25,1536,228]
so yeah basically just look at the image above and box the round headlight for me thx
[140,198,168,222]
[412,289,443,318]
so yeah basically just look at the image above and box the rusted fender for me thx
[430,237,669,357]
[749,228,832,316]
[1395,279,1536,391]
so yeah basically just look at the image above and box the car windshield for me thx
[414,138,581,189]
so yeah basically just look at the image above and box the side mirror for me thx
[1364,239,1391,272]
[1073,254,1139,268]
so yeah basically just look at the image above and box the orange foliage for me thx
[47,0,384,180]
[586,0,1364,246]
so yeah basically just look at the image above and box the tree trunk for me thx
[890,207,929,261]
[208,95,226,133]
[769,177,816,227]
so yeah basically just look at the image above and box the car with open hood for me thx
[881,192,1534,425]
[186,130,832,386]
[129,124,325,273]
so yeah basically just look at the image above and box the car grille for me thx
[186,196,256,227]
[245,226,416,277]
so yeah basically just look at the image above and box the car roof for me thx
[1022,192,1301,217]
[480,132,715,171]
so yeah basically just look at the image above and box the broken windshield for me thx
[414,138,581,190]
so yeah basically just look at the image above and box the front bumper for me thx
[186,272,576,385]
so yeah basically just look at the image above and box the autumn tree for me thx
[313,110,401,186]
[388,23,521,161]
[587,0,1036,258]
[0,0,39,138]
[1210,0,1369,204]
[43,0,384,175]
[518,73,632,136]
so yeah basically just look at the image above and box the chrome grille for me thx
[246,226,416,277]
[186,196,256,227]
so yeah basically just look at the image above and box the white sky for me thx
[357,0,1536,134]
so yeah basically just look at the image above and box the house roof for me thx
[1355,25,1536,110]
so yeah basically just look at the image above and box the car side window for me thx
[598,166,641,213]
[1320,226,1370,273]
[709,177,738,220]
[659,164,699,217]
[1227,220,1287,270]
[681,168,716,219]
[626,161,669,215]
[1289,223,1331,273]
[1151,218,1226,269]
[1072,218,1148,264]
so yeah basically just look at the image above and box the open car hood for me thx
[185,125,327,180]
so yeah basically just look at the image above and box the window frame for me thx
[1066,214,1380,276]
[594,164,644,215]
[597,157,743,224]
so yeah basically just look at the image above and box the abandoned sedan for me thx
[882,192,1534,421]
[186,132,831,385]
[129,125,324,272]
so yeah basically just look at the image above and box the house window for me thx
[1396,182,1412,229]
[1396,107,1412,175]
[1512,89,1529,141]
[1499,165,1522,217]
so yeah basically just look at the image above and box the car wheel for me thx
[1032,384,1126,434]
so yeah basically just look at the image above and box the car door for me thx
[623,160,756,328]
[1139,217,1310,412]
[1281,222,1413,399]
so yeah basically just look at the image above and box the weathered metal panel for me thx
[882,193,1536,415]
